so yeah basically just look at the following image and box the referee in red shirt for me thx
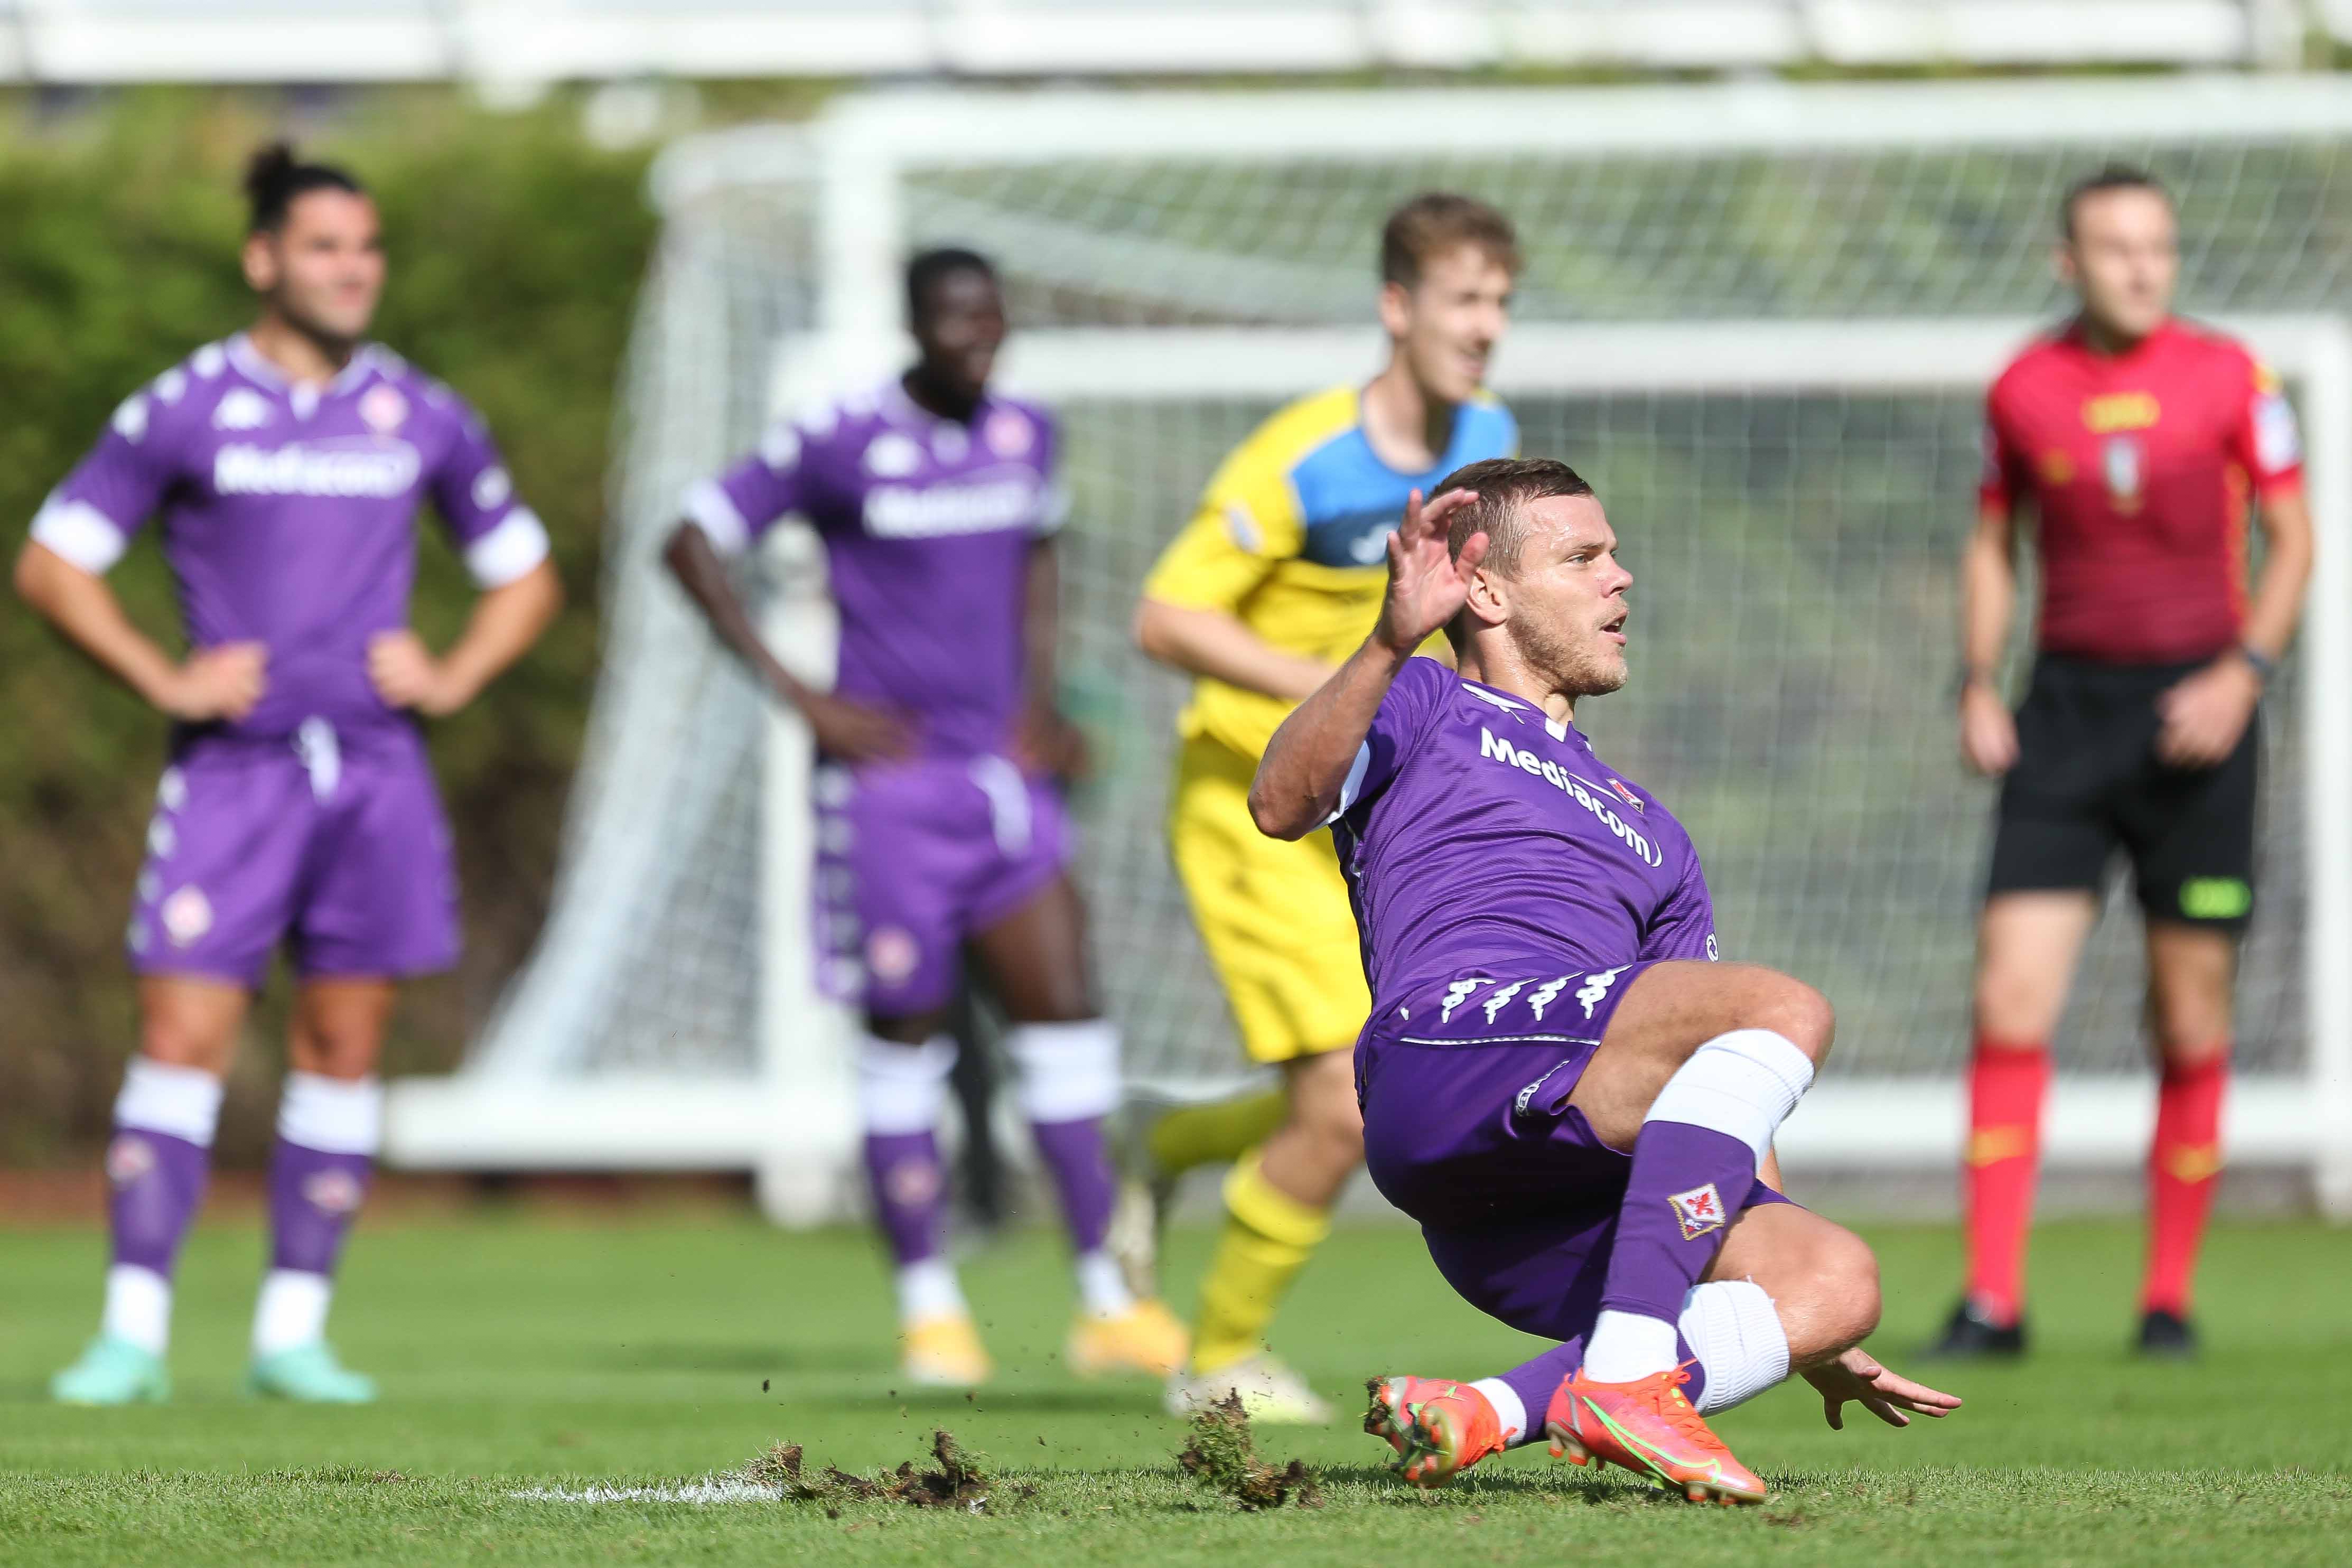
[1936,167,2314,1360]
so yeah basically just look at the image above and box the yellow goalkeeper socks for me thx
[1188,1150,1332,1374]
[1146,1089,1287,1178]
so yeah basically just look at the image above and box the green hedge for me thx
[0,91,657,1164]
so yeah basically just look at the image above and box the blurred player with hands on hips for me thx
[27,144,564,1405]
[1935,167,2313,1360]
[666,248,1186,1389]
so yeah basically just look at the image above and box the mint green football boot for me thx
[248,1343,377,1404]
[51,1335,171,1405]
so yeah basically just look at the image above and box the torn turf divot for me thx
[756,1429,1011,1512]
[1177,1392,1324,1510]
[515,1430,1020,1512]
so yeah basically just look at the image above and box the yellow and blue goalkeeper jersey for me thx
[1142,384,1518,760]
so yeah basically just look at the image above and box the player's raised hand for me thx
[1802,1346,1963,1431]
[1374,487,1484,655]
[161,641,267,722]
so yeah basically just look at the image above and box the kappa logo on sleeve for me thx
[1668,1182,1727,1241]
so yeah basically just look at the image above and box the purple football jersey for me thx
[1330,657,1719,1010]
[683,377,1065,761]
[31,334,550,739]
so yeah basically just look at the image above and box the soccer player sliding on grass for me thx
[1249,460,1959,1504]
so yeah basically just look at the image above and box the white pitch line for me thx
[511,1478,784,1505]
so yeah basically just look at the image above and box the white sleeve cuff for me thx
[1323,741,1374,825]
[1034,481,1071,537]
[30,494,130,574]
[462,507,552,588]
[682,479,752,556]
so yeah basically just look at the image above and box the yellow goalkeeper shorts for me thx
[1168,734,1369,1066]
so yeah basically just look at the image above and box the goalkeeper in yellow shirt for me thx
[1130,193,1521,1421]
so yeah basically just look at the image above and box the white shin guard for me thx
[856,1034,957,1136]
[1004,1019,1120,1125]
[1678,1278,1791,1414]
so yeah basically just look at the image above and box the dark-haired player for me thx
[25,145,563,1405]
[1131,193,1519,1422]
[666,248,1187,1387]
[1935,167,2313,1360]
[1250,463,1957,1502]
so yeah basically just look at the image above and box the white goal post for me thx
[388,77,2352,1221]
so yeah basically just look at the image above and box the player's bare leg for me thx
[1168,1046,1359,1423]
[244,977,395,1403]
[2136,920,2235,1356]
[970,877,1188,1379]
[1934,891,2096,1357]
[52,977,245,1404]
[1547,960,1833,1504]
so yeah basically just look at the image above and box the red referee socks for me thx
[1963,1039,2050,1327]
[2143,1050,2229,1317]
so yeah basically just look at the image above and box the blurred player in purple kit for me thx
[666,247,1187,1387]
[22,145,563,1405]
[1248,459,1957,1501]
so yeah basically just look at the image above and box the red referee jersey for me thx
[1980,317,2304,664]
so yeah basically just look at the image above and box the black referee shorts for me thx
[1984,654,2260,932]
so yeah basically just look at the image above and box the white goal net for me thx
[388,77,2352,1219]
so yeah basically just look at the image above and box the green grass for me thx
[5,1210,2349,1564]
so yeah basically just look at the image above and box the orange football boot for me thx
[1364,1376,1515,1488]
[1544,1366,1767,1505]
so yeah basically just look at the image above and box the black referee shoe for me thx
[2135,1308,2199,1359]
[1925,1298,2027,1359]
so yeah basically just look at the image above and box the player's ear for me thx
[2051,241,2078,291]
[241,230,279,294]
[1463,561,1508,634]
[1377,280,1413,340]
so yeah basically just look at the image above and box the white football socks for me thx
[1678,1278,1790,1414]
[1469,1377,1528,1444]
[895,1257,969,1323]
[102,1059,224,1355]
[1584,1028,1815,1381]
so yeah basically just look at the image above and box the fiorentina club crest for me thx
[302,1168,366,1216]
[359,383,408,434]
[984,408,1034,458]
[1668,1181,1727,1241]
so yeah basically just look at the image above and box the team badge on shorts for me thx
[1668,1181,1728,1241]
[865,925,921,986]
[160,885,213,948]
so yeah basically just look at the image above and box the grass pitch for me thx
[5,1206,2350,1565]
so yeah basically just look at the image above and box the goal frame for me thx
[387,77,2352,1220]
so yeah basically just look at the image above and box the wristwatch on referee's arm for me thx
[2235,644,2277,687]
[1952,665,1999,702]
